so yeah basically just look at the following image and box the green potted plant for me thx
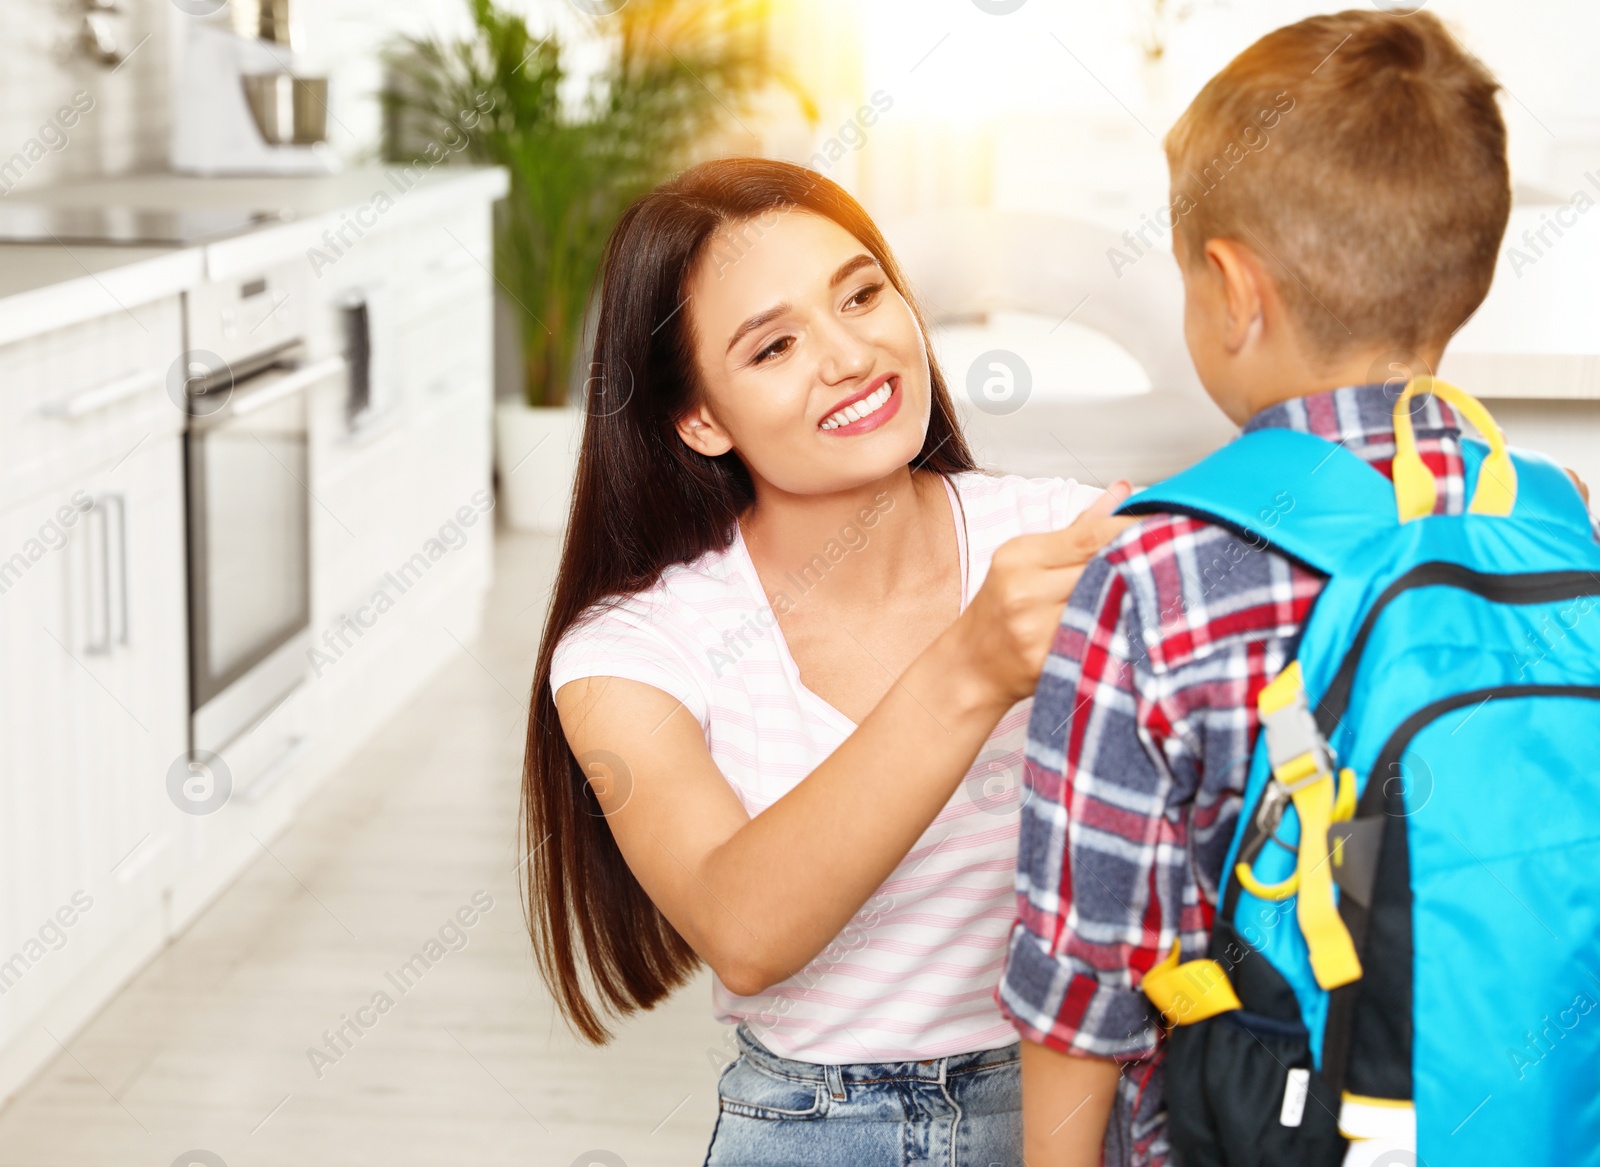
[383,0,785,533]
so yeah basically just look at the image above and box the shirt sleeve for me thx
[998,549,1197,1061]
[549,598,711,727]
[1049,476,1106,530]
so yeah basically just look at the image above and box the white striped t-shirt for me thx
[549,470,1103,1063]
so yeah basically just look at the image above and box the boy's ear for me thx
[1203,238,1270,356]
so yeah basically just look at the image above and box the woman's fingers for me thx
[1078,479,1135,522]
[1039,481,1134,565]
[1565,466,1591,507]
[990,484,1139,603]
[957,481,1148,705]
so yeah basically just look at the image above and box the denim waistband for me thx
[733,1023,1019,1086]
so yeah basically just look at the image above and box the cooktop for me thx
[0,205,294,247]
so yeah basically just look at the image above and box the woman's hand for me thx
[952,482,1137,709]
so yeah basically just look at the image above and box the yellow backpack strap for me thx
[1141,939,1242,1027]
[1391,376,1517,522]
[1250,663,1363,991]
[1288,770,1362,990]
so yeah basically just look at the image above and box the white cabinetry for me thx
[0,298,188,1087]
[301,199,497,768]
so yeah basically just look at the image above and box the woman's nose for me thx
[814,317,874,384]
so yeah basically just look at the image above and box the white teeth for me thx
[821,381,894,430]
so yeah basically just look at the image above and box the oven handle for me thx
[230,355,346,418]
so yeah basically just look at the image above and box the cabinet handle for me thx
[40,370,160,420]
[110,493,128,647]
[84,498,111,655]
[83,492,127,654]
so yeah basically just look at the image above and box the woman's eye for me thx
[846,282,884,309]
[754,336,793,364]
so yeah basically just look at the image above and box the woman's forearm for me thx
[698,612,1016,991]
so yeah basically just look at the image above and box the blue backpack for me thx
[1115,379,1600,1166]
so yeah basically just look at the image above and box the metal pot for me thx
[233,0,301,49]
[240,73,328,145]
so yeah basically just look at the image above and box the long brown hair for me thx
[520,157,978,1042]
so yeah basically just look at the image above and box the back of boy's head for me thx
[1165,10,1510,361]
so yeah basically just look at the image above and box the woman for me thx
[521,157,1132,1164]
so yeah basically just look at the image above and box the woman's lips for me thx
[819,376,902,436]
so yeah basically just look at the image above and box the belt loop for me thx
[825,1063,846,1101]
[937,1056,948,1086]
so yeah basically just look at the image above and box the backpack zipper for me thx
[1315,564,1600,736]
[1362,683,1600,816]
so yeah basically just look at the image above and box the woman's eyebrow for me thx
[830,253,878,287]
[726,303,788,354]
[724,254,882,355]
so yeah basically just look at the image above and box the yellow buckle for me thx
[1141,939,1242,1027]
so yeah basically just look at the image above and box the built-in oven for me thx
[181,263,344,797]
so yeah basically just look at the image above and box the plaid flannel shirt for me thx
[997,384,1479,1167]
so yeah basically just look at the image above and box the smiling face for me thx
[674,208,932,497]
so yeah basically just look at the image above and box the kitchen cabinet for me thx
[0,310,187,1065]
[301,198,497,766]
[0,168,506,1108]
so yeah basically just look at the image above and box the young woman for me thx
[521,157,1132,1165]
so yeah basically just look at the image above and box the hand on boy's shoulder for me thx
[1024,483,1138,575]
[1565,466,1591,507]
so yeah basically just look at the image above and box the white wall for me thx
[0,0,173,193]
[0,0,499,196]
[837,1,1600,223]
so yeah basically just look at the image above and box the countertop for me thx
[1441,197,1600,400]
[0,166,507,346]
[0,243,202,347]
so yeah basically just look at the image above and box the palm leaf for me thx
[381,0,797,407]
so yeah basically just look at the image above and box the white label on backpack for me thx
[1280,1068,1310,1127]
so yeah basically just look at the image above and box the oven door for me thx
[186,348,345,754]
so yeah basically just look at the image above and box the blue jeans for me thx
[703,1024,1023,1167]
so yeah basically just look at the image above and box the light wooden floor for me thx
[0,525,727,1167]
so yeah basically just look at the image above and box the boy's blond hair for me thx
[1165,9,1510,357]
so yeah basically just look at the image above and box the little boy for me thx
[996,10,1591,1165]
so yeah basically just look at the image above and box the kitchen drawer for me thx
[312,201,490,321]
[309,387,491,626]
[387,204,494,324]
[0,297,185,511]
[398,289,492,404]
